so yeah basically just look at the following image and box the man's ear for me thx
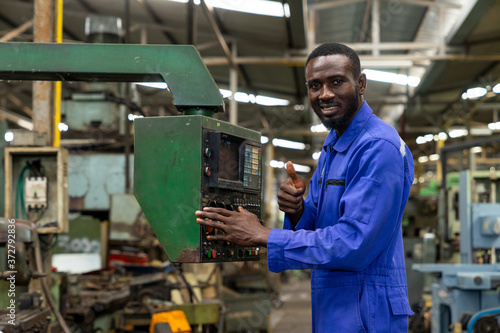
[358,73,367,95]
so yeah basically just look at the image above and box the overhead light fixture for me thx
[461,87,487,100]
[416,132,448,144]
[128,114,144,121]
[488,121,500,130]
[135,82,168,89]
[429,154,439,161]
[261,136,269,144]
[471,146,482,154]
[58,122,69,132]
[4,131,14,142]
[310,124,328,133]
[362,69,420,87]
[269,160,311,173]
[418,156,429,163]
[167,0,290,17]
[312,151,321,160]
[493,84,500,94]
[448,129,468,138]
[219,89,290,106]
[272,138,307,150]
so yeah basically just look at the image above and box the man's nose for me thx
[319,86,335,100]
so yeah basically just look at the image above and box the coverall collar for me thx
[323,101,372,153]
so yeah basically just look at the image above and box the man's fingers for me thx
[277,190,304,204]
[196,208,231,222]
[280,180,305,196]
[286,161,304,189]
[196,218,227,232]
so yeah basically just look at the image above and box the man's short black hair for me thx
[306,43,361,79]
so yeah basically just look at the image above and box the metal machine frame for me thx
[0,42,223,114]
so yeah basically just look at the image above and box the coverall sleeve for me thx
[282,156,323,231]
[268,140,405,273]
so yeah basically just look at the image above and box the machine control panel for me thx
[134,116,263,263]
[200,129,262,262]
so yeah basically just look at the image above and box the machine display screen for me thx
[218,139,240,181]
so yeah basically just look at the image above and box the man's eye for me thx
[332,79,342,85]
[309,83,320,89]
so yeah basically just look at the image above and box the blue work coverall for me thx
[267,102,414,332]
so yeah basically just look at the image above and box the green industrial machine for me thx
[0,42,223,115]
[134,116,263,263]
[0,42,263,264]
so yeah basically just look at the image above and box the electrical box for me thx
[134,116,262,263]
[4,147,69,233]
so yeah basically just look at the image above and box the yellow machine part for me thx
[150,310,192,333]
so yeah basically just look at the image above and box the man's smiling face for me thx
[305,54,366,135]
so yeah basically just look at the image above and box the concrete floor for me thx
[270,278,312,333]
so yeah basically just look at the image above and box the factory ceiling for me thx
[1,0,500,173]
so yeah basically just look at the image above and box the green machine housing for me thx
[134,116,263,263]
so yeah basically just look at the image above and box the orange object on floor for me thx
[149,310,191,333]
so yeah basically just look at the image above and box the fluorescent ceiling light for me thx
[58,122,69,132]
[363,69,420,87]
[128,114,144,121]
[256,95,289,106]
[462,87,487,100]
[312,151,321,160]
[429,154,439,161]
[310,123,328,133]
[261,136,269,144]
[219,89,289,106]
[436,132,448,141]
[219,89,232,98]
[494,84,500,94]
[470,128,492,136]
[417,131,448,144]
[269,160,311,173]
[135,82,168,89]
[488,121,500,130]
[448,129,468,138]
[234,92,250,103]
[272,138,306,150]
[4,131,13,142]
[471,146,482,154]
[418,156,429,163]
[424,134,434,142]
[167,0,290,17]
[416,136,427,145]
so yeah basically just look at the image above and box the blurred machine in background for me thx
[412,137,500,333]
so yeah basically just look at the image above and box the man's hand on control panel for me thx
[196,206,271,247]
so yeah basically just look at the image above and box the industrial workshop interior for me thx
[2,0,500,332]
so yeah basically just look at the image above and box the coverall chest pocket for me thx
[320,179,345,223]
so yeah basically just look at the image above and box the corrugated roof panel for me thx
[380,1,426,42]
[316,2,365,43]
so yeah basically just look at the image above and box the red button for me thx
[212,250,216,258]
[252,250,255,255]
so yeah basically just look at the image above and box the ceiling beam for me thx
[0,19,33,42]
[199,0,236,69]
[138,0,178,44]
[75,0,97,13]
[203,53,500,67]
